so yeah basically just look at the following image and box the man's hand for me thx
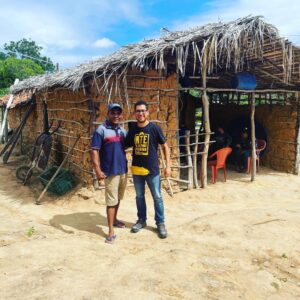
[90,149,106,180]
[96,170,106,180]
[164,166,171,178]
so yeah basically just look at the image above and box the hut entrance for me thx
[178,91,202,133]
[228,117,268,148]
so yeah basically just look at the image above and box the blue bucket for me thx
[231,72,257,90]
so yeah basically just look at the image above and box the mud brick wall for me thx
[91,69,180,183]
[7,105,39,152]
[210,101,300,173]
[9,69,179,185]
[33,89,92,183]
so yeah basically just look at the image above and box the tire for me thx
[16,165,33,183]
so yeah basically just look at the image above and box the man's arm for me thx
[90,149,106,180]
[161,142,171,177]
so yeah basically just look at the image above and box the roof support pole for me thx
[295,92,300,175]
[0,79,19,143]
[250,92,257,181]
[200,50,211,188]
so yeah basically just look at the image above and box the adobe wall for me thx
[7,104,39,151]
[90,69,179,183]
[11,69,179,185]
[210,100,300,173]
[35,89,93,184]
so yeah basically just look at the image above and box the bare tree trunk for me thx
[193,127,200,189]
[250,92,256,181]
[200,50,211,188]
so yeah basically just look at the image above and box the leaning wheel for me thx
[16,165,33,183]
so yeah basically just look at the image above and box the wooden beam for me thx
[179,87,300,93]
[257,68,296,87]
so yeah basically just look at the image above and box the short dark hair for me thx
[134,100,148,111]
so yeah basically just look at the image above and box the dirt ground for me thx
[1,157,300,300]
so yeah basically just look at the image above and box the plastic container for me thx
[231,72,257,90]
[39,166,78,196]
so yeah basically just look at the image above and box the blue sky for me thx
[1,0,300,68]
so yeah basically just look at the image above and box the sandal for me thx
[105,235,116,244]
[113,220,126,228]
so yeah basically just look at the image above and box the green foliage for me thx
[0,38,56,89]
[0,52,7,60]
[271,282,279,290]
[4,38,56,72]
[189,89,202,98]
[26,226,35,237]
[0,87,9,96]
[0,57,44,89]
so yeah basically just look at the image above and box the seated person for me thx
[210,126,232,154]
[233,128,251,172]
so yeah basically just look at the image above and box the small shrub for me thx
[26,226,35,237]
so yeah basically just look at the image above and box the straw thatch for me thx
[10,16,299,95]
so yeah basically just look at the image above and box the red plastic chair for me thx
[207,147,232,183]
[247,139,267,174]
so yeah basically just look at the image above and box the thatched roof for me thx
[10,15,300,95]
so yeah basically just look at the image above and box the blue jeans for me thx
[132,174,165,225]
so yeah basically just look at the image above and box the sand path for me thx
[1,159,300,299]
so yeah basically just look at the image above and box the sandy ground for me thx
[1,157,300,300]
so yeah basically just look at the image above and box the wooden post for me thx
[88,99,99,189]
[4,113,8,143]
[200,50,211,188]
[193,127,200,189]
[250,92,256,181]
[295,92,300,175]
[185,130,193,189]
[159,146,173,197]
[0,79,19,143]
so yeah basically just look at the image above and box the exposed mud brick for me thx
[148,112,157,121]
[144,69,160,77]
[157,111,167,121]
[131,78,145,87]
[145,80,159,89]
[158,80,169,89]
[149,103,159,114]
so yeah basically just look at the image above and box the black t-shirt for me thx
[126,122,166,175]
[215,132,232,149]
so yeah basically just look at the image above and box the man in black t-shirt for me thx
[126,100,170,239]
[210,126,232,154]
[233,129,252,172]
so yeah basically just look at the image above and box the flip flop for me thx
[105,234,116,244]
[113,220,126,228]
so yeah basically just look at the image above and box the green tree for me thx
[0,52,7,60]
[0,87,9,96]
[0,57,44,89]
[4,38,56,72]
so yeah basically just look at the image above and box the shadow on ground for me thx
[49,212,108,237]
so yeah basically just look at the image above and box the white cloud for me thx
[51,54,92,69]
[172,0,300,45]
[93,38,117,48]
[0,0,151,67]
